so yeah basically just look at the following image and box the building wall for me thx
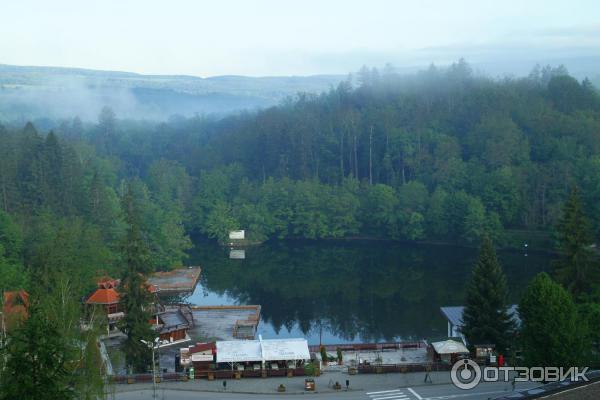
[160,328,187,342]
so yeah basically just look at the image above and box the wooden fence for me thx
[357,362,452,374]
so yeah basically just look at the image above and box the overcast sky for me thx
[2,0,600,77]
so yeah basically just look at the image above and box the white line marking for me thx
[367,389,402,395]
[426,390,506,399]
[407,388,423,400]
[372,395,408,400]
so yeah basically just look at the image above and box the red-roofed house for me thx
[97,277,120,289]
[1,290,29,332]
[84,276,162,335]
[86,287,121,314]
[85,278,124,334]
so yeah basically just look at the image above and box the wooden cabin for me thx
[153,305,193,344]
[1,290,29,332]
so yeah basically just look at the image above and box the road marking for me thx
[426,390,506,399]
[372,395,408,400]
[367,389,403,395]
[407,388,423,400]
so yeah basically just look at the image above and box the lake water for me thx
[185,240,553,345]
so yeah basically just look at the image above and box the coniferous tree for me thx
[519,272,588,367]
[461,237,515,352]
[41,269,106,399]
[118,183,154,373]
[42,131,64,212]
[17,122,44,212]
[89,171,117,234]
[0,297,74,400]
[97,106,117,154]
[554,186,599,299]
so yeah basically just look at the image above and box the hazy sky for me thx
[2,0,600,76]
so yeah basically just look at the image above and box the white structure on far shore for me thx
[229,230,245,240]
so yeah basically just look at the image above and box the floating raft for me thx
[189,305,261,341]
[148,267,201,293]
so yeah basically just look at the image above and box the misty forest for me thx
[1,56,600,397]
[3,61,600,259]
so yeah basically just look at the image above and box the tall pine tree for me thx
[118,183,155,373]
[461,237,515,352]
[554,186,598,299]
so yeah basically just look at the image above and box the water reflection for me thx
[186,240,552,344]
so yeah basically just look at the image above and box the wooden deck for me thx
[188,305,261,341]
[148,267,201,293]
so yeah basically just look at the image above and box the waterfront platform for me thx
[149,267,201,293]
[189,305,261,341]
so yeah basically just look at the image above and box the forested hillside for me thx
[0,63,343,121]
[0,120,192,294]
[1,61,600,293]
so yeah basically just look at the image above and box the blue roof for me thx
[440,306,464,327]
[440,305,520,327]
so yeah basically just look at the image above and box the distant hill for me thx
[0,64,345,121]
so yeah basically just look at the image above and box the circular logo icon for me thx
[451,359,482,390]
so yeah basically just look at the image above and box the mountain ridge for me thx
[0,63,345,121]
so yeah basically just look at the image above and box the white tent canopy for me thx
[216,340,262,363]
[262,338,310,361]
[216,338,310,364]
[431,339,469,355]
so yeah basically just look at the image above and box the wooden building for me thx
[1,290,29,332]
[152,305,193,345]
[180,342,216,373]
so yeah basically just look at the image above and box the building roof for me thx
[2,290,29,317]
[261,338,310,361]
[216,338,310,363]
[217,340,263,363]
[189,342,216,354]
[440,305,520,327]
[1,290,29,330]
[86,275,158,305]
[161,311,187,327]
[86,288,119,305]
[97,277,120,289]
[431,339,469,354]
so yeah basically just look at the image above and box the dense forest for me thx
[1,60,600,294]
[0,60,599,397]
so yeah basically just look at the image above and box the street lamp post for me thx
[141,338,159,399]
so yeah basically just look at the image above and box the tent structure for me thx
[216,337,310,364]
[431,339,469,355]
[217,340,263,363]
[262,338,311,361]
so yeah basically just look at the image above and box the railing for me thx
[109,372,185,383]
[309,341,427,353]
[109,367,308,383]
[357,362,452,374]
[198,367,307,379]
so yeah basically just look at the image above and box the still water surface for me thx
[185,240,552,345]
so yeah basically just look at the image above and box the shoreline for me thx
[216,232,558,254]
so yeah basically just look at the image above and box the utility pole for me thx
[319,324,322,347]
[369,125,373,185]
[151,343,156,399]
[142,339,159,399]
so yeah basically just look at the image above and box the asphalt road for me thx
[115,381,538,400]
